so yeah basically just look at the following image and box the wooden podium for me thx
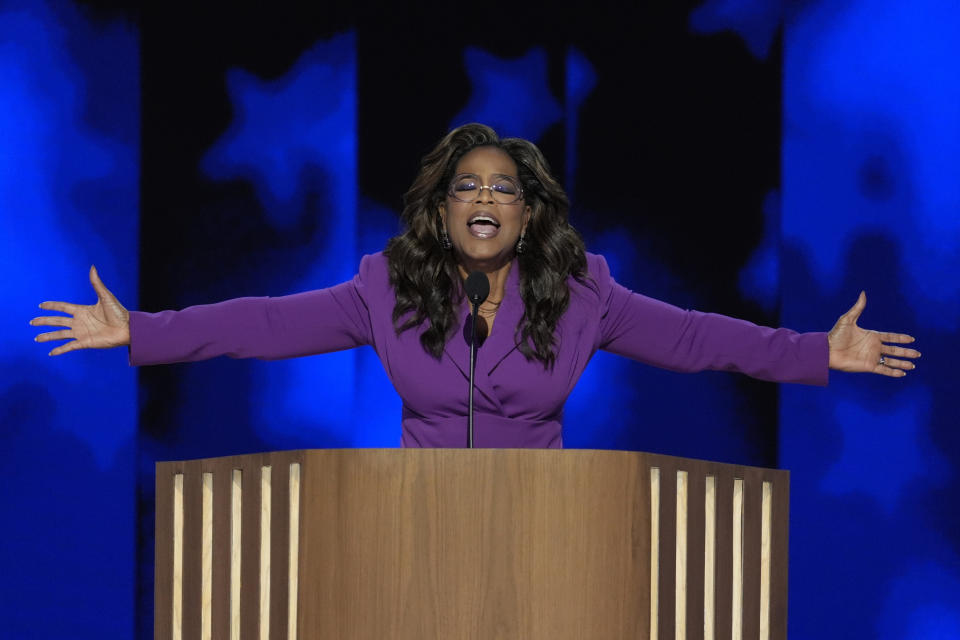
[155,449,788,639]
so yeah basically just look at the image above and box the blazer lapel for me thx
[443,305,504,412]
[442,260,525,413]
[481,259,523,376]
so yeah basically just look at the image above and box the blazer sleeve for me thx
[128,256,377,366]
[590,254,829,386]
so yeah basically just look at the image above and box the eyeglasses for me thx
[447,173,524,205]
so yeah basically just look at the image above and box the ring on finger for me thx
[878,355,886,366]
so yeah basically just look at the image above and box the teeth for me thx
[469,215,499,226]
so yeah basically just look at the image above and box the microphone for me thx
[464,272,489,448]
[465,271,489,306]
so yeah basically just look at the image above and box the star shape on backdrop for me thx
[821,385,949,516]
[200,32,366,445]
[450,46,562,142]
[688,0,784,60]
[202,32,357,229]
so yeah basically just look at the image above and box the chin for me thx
[457,246,513,269]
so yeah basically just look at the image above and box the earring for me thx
[516,233,527,255]
[440,228,453,250]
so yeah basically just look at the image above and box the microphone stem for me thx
[468,301,479,448]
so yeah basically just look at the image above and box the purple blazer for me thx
[129,252,828,447]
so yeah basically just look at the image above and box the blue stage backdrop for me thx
[4,2,958,638]
[0,1,138,637]
[781,0,960,635]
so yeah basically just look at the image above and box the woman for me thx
[30,124,920,447]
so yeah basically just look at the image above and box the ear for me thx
[438,203,447,230]
[522,205,532,234]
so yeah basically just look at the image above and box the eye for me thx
[454,176,478,191]
[492,178,518,194]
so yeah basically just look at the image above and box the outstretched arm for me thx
[827,291,920,377]
[31,265,130,355]
[32,258,377,365]
[589,254,919,385]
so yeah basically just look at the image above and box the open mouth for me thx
[467,214,500,238]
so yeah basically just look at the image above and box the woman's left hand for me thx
[827,291,920,377]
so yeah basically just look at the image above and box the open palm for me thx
[827,292,920,377]
[31,266,130,356]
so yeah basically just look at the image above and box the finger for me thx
[48,340,83,356]
[875,363,907,378]
[879,332,916,344]
[879,357,916,371]
[845,291,867,321]
[35,329,74,343]
[89,264,113,301]
[880,345,921,360]
[39,300,82,315]
[30,315,74,328]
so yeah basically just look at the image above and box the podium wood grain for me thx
[297,449,648,638]
[156,448,789,639]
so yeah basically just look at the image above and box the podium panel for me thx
[156,449,788,639]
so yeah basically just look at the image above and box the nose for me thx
[474,185,496,203]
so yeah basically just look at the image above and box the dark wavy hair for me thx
[384,123,587,367]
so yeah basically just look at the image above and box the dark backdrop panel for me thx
[138,4,780,635]
[139,5,780,455]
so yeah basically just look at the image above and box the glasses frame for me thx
[446,173,525,205]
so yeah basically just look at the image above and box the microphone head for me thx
[465,271,490,305]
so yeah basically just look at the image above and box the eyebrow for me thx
[453,172,519,181]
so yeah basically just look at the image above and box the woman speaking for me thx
[30,124,920,447]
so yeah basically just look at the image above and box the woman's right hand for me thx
[31,265,131,356]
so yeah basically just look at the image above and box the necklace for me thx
[477,298,502,317]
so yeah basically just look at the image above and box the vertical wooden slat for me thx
[288,462,301,640]
[241,457,262,639]
[686,472,706,640]
[741,472,762,640]
[201,472,213,640]
[651,467,661,640]
[211,461,232,640]
[703,475,717,640]
[230,468,242,640]
[270,459,291,640]
[659,464,678,640]
[172,472,184,640]
[675,470,688,640]
[714,471,734,640]
[182,460,204,640]
[156,465,175,640]
[259,465,272,640]
[759,481,773,640]
[770,477,790,640]
[731,478,744,640]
